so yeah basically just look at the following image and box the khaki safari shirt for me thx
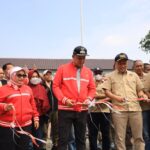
[143,72,150,110]
[139,73,150,111]
[102,70,143,112]
[90,82,110,113]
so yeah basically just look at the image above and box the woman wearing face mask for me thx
[0,66,39,150]
[28,70,50,150]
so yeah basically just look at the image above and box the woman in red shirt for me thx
[0,66,39,150]
[28,69,50,150]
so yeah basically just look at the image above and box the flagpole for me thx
[80,0,84,46]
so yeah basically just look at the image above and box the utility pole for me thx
[80,0,84,46]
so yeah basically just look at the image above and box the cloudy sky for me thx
[0,0,150,62]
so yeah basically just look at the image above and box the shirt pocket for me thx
[111,79,122,89]
[126,78,136,91]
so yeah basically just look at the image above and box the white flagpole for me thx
[80,0,84,46]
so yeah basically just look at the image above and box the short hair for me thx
[144,63,150,68]
[132,60,143,70]
[2,63,13,71]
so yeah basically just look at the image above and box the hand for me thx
[116,97,126,102]
[83,99,91,106]
[34,120,39,129]
[5,103,14,111]
[140,94,149,102]
[146,99,150,102]
[143,94,148,100]
[65,99,75,107]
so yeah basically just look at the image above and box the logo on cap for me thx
[120,54,126,59]
[80,48,86,54]
[115,53,128,62]
[73,46,89,56]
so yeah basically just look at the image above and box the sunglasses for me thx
[16,74,27,78]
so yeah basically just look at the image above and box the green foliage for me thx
[140,30,150,53]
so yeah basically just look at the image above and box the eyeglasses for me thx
[16,74,27,78]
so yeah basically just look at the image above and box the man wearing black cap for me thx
[102,53,147,150]
[87,67,111,150]
[53,46,96,150]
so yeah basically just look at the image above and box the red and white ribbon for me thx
[9,106,46,147]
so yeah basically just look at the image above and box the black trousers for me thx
[87,112,111,150]
[0,125,33,150]
[58,110,88,150]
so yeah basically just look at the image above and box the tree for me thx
[140,30,150,53]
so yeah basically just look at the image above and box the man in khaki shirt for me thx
[87,68,111,150]
[133,60,150,110]
[144,63,150,73]
[102,53,147,150]
[142,68,150,150]
[133,60,150,150]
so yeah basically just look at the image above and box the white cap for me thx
[43,70,52,75]
[9,66,25,77]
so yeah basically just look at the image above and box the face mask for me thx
[95,74,102,81]
[30,77,42,85]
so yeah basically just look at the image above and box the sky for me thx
[0,0,150,62]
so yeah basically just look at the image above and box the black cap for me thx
[93,67,103,75]
[115,53,128,62]
[73,46,89,56]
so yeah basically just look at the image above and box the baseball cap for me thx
[73,46,89,56]
[93,67,103,75]
[95,74,103,81]
[43,70,52,75]
[115,53,128,62]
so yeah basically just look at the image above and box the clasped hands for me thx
[65,99,93,107]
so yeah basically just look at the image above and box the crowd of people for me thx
[0,46,150,150]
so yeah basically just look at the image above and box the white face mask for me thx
[30,77,42,85]
[95,74,102,81]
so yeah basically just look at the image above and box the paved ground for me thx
[45,123,131,150]
[46,139,52,150]
[46,138,90,150]
[45,123,113,150]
